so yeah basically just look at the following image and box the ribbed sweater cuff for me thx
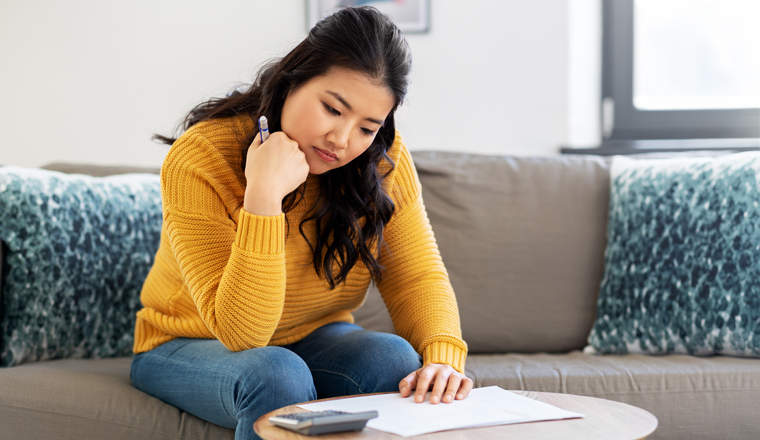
[422,341,467,374]
[236,209,285,253]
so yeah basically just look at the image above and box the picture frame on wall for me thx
[307,0,430,33]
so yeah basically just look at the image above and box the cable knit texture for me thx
[133,114,467,372]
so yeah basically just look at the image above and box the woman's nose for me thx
[326,124,350,149]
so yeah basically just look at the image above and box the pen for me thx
[259,116,270,142]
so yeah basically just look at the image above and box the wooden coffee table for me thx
[254,390,658,439]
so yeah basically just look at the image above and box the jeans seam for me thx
[138,352,242,382]
[310,368,366,394]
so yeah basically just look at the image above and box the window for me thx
[632,0,759,113]
[568,0,759,154]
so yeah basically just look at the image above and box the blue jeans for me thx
[130,322,422,440]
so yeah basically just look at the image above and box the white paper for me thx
[298,386,584,437]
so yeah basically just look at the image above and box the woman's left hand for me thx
[399,363,473,404]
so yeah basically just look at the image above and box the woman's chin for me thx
[307,160,333,175]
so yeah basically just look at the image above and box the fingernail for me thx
[432,395,439,404]
[457,393,464,399]
[400,386,407,394]
[415,395,423,403]
[444,394,452,402]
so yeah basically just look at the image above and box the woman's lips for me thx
[314,146,337,163]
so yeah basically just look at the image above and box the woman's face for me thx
[280,67,396,175]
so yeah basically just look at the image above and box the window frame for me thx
[563,0,759,155]
[603,0,759,141]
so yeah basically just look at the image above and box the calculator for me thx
[268,410,378,436]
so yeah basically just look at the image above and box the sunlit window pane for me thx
[634,0,760,110]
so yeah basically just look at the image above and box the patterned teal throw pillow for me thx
[588,152,760,356]
[0,166,161,367]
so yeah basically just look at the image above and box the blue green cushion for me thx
[0,166,161,367]
[588,152,760,356]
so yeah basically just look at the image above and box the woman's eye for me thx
[361,128,376,136]
[323,103,340,115]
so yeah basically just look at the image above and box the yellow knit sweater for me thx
[133,114,467,373]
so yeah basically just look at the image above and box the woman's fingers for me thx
[442,374,462,403]
[248,132,262,150]
[429,370,450,404]
[401,364,474,405]
[244,131,308,202]
[399,371,417,398]
[414,368,435,403]
[456,376,474,400]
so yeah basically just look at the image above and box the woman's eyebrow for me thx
[326,90,384,125]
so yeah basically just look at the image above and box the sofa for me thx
[2,151,760,440]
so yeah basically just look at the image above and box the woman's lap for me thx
[130,322,421,440]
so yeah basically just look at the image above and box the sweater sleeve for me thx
[377,140,468,373]
[161,131,286,351]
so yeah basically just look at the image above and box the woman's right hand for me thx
[243,131,310,216]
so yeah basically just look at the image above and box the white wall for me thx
[0,0,601,168]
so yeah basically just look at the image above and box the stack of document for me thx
[299,386,584,437]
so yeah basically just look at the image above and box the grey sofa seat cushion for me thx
[465,351,760,440]
[0,357,234,440]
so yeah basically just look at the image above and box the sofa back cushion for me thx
[589,152,760,356]
[0,165,162,367]
[355,151,611,353]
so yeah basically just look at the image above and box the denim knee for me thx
[363,333,422,392]
[234,346,317,414]
[329,331,421,394]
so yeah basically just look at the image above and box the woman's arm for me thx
[161,129,306,351]
[376,139,471,402]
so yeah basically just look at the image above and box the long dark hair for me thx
[155,7,413,289]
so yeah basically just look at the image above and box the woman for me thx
[130,6,471,439]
